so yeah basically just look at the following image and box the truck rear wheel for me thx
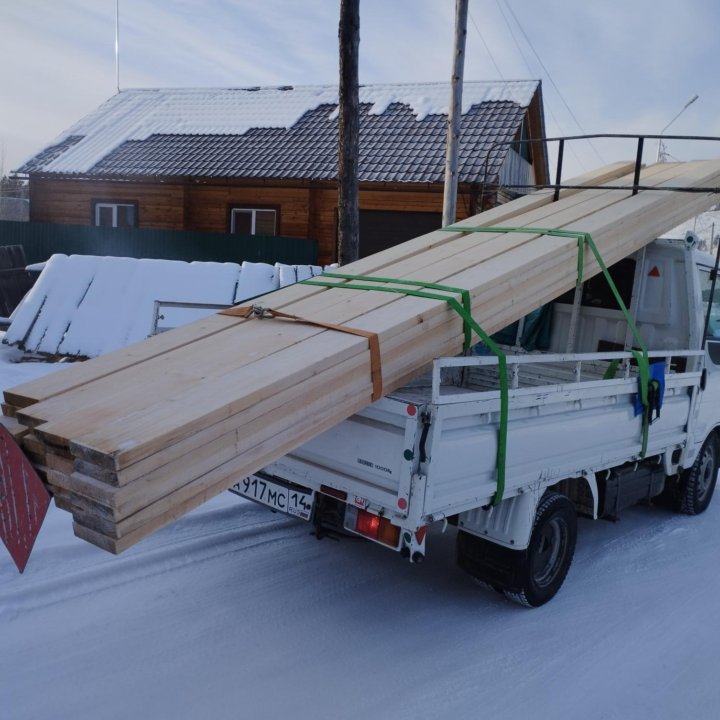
[456,492,577,607]
[505,492,577,607]
[679,434,719,515]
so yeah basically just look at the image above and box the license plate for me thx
[231,474,314,521]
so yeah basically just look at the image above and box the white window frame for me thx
[230,207,277,235]
[94,202,137,227]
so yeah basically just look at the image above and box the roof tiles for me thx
[19,81,540,184]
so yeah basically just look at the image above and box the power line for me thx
[501,0,605,165]
[468,10,505,79]
[492,0,587,173]
[493,0,534,77]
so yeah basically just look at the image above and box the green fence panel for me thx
[0,220,318,266]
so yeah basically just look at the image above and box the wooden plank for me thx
[20,433,47,457]
[45,452,75,474]
[62,302,465,491]
[40,310,468,534]
[18,162,716,462]
[69,368,377,545]
[19,170,712,462]
[72,522,127,554]
[47,468,117,507]
[12,162,666,432]
[1,403,19,418]
[11,160,720,552]
[47,318,465,519]
[4,161,639,410]
[0,413,28,439]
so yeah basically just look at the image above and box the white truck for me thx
[231,233,720,606]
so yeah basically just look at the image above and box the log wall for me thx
[29,179,185,229]
[29,178,479,265]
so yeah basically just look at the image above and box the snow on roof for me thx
[37,81,539,174]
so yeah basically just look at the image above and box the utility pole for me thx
[442,0,468,228]
[115,0,121,93]
[338,0,360,264]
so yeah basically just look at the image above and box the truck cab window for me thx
[699,268,720,343]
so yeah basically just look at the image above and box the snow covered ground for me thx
[2,344,720,720]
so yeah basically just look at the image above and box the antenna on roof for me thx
[115,0,121,93]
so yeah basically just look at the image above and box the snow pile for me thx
[3,254,325,357]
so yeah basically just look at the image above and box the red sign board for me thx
[0,424,51,572]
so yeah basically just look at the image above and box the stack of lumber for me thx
[4,160,720,553]
[4,256,327,358]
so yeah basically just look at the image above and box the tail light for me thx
[320,484,347,501]
[348,507,400,548]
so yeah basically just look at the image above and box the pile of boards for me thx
[4,256,328,358]
[4,159,720,554]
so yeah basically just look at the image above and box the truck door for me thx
[699,266,720,367]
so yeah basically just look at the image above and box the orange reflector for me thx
[648,265,661,277]
[377,518,401,548]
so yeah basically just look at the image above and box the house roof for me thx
[19,81,543,184]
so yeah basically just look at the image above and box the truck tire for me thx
[505,492,577,608]
[679,434,719,515]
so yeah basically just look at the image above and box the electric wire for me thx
[468,9,505,79]
[493,0,534,77]
[501,0,605,165]
[492,0,586,174]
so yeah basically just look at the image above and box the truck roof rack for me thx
[482,133,720,202]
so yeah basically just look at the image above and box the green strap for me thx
[443,224,652,456]
[603,358,622,380]
[301,273,509,504]
[312,273,474,349]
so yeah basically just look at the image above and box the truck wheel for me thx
[505,492,577,608]
[679,434,719,515]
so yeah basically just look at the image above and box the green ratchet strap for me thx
[301,272,509,505]
[443,225,652,456]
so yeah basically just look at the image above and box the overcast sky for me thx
[1,0,719,179]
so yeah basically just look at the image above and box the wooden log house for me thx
[16,82,549,265]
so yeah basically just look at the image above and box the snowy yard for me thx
[1,343,719,719]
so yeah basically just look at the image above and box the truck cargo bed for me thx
[264,349,703,527]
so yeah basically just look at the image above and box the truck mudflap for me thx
[0,425,51,572]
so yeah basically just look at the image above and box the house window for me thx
[230,207,277,236]
[93,201,138,227]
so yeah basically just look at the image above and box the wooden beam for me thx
[7,160,719,553]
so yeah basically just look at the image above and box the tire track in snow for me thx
[0,501,305,616]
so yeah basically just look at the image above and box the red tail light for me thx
[353,509,400,548]
[356,509,381,538]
